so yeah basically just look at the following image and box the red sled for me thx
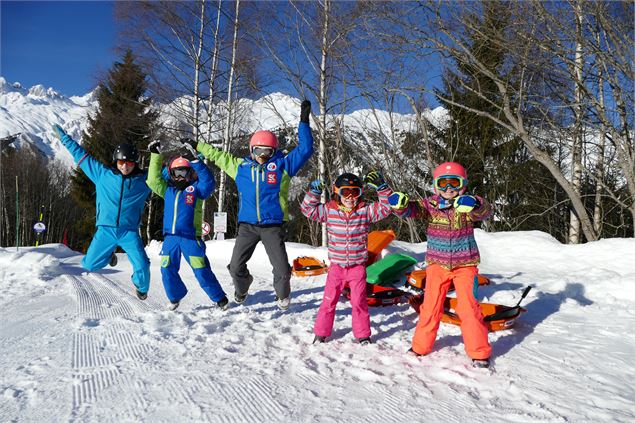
[343,284,407,307]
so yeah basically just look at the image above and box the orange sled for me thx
[441,286,532,332]
[406,269,490,291]
[367,229,396,265]
[291,256,328,277]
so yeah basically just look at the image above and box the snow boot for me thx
[407,347,423,357]
[109,253,118,267]
[472,358,490,368]
[135,289,147,300]
[358,337,372,346]
[168,300,180,311]
[216,296,229,311]
[276,296,291,311]
[234,291,248,304]
[313,335,327,344]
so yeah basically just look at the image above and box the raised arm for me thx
[146,149,168,198]
[190,160,215,200]
[53,124,107,183]
[300,180,328,223]
[283,100,314,176]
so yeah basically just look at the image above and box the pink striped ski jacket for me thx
[301,187,393,267]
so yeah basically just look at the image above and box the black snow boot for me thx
[313,335,327,344]
[216,296,229,311]
[135,289,147,300]
[472,358,490,368]
[109,253,118,267]
[358,337,372,346]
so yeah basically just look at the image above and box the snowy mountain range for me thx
[0,76,448,167]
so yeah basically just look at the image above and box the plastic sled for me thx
[441,286,532,332]
[366,253,418,285]
[343,284,407,307]
[406,269,490,292]
[291,256,328,277]
[367,229,396,265]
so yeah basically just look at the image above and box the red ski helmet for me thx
[168,156,193,181]
[249,130,279,149]
[432,162,468,195]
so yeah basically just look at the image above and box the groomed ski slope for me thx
[1,229,634,422]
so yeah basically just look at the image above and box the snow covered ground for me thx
[1,230,634,422]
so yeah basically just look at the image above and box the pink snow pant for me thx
[313,263,371,339]
[411,264,491,360]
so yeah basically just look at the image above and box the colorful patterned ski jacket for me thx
[58,132,151,230]
[147,153,214,239]
[396,194,492,269]
[196,122,313,225]
[301,187,393,267]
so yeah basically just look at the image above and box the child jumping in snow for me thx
[146,140,228,311]
[301,171,393,345]
[389,161,493,367]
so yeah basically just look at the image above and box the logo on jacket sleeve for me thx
[185,186,195,193]
[267,163,277,171]
[185,194,195,204]
[267,172,278,184]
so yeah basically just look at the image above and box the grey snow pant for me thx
[228,223,292,300]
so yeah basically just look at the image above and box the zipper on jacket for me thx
[255,165,261,222]
[171,191,181,233]
[116,176,125,227]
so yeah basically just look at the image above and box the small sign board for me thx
[201,221,211,236]
[214,212,227,233]
[33,221,46,233]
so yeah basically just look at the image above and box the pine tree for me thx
[435,1,562,234]
[70,50,159,251]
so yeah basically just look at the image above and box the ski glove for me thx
[53,124,67,139]
[310,179,324,195]
[181,141,202,162]
[454,195,478,213]
[148,140,162,154]
[180,137,198,151]
[300,100,311,123]
[364,171,387,190]
[388,192,409,209]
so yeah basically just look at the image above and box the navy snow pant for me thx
[160,235,226,303]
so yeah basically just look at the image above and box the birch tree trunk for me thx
[218,0,240,217]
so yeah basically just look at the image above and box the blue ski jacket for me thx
[196,122,314,225]
[58,133,151,230]
[147,153,214,239]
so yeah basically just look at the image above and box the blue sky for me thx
[1,1,117,96]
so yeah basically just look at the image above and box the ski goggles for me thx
[171,167,192,179]
[335,185,362,199]
[251,146,275,158]
[117,160,135,167]
[435,176,466,191]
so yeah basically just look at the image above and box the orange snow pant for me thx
[411,264,491,360]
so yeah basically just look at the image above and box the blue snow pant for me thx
[82,226,151,293]
[159,235,226,303]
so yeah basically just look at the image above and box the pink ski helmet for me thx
[168,156,193,181]
[432,161,468,195]
[249,130,279,149]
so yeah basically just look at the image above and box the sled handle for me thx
[514,285,532,308]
